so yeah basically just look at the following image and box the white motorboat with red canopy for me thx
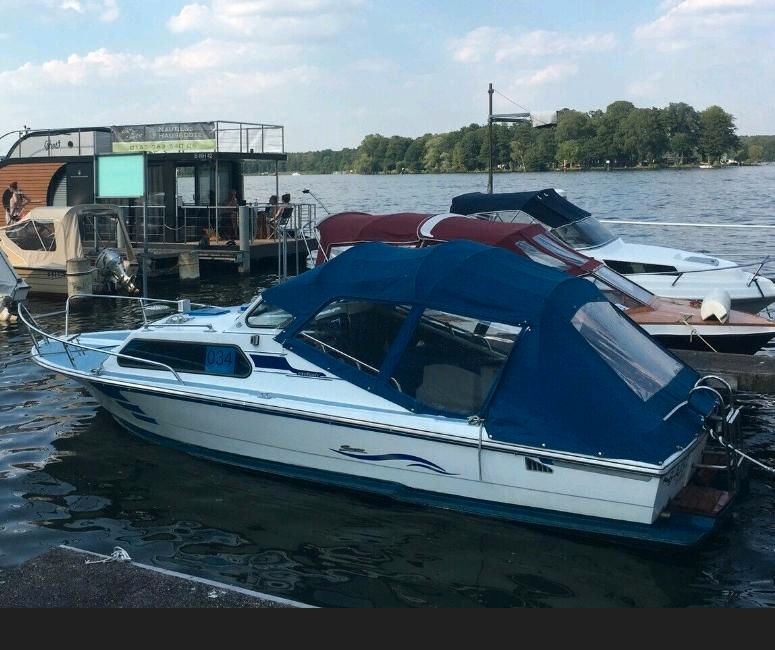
[315,211,775,355]
[22,241,745,547]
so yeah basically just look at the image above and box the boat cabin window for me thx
[550,216,616,249]
[572,302,682,402]
[118,340,252,378]
[5,220,57,251]
[393,310,521,416]
[295,300,412,376]
[604,260,677,275]
[246,301,293,329]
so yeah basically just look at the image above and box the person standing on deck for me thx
[7,182,30,223]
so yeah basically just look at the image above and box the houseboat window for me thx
[572,302,682,402]
[246,301,293,329]
[515,241,570,270]
[551,216,616,249]
[118,340,252,378]
[295,300,412,376]
[393,310,521,416]
[5,220,57,251]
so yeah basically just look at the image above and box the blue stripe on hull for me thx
[111,415,728,549]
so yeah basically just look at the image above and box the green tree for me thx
[662,102,700,164]
[699,106,738,163]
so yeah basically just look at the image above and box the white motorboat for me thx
[0,246,29,322]
[22,241,745,547]
[0,204,138,296]
[315,211,775,355]
[450,190,775,314]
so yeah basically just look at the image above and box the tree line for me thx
[243,101,774,175]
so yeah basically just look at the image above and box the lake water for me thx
[2,168,775,608]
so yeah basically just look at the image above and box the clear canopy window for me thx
[295,300,412,376]
[393,310,521,416]
[533,233,590,266]
[5,220,57,251]
[551,216,616,249]
[592,265,654,306]
[515,241,570,270]
[572,302,682,402]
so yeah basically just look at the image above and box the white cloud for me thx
[627,74,664,97]
[168,0,361,38]
[451,27,616,64]
[187,65,317,105]
[0,0,120,21]
[635,0,773,51]
[515,63,579,87]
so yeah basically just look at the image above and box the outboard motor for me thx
[700,288,732,323]
[95,248,139,295]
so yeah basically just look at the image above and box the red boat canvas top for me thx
[316,211,601,276]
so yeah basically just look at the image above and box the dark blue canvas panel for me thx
[263,241,710,465]
[450,189,591,227]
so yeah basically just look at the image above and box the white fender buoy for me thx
[700,288,732,323]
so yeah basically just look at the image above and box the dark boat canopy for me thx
[264,241,711,465]
[450,189,591,228]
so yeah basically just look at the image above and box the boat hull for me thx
[71,376,719,547]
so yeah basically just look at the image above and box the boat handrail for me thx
[141,323,215,331]
[64,294,210,336]
[601,219,775,230]
[18,303,185,384]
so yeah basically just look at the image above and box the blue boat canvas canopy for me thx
[264,241,711,465]
[450,189,591,228]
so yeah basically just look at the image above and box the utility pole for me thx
[486,84,531,194]
[487,83,494,194]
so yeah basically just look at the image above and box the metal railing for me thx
[599,219,775,268]
[19,301,190,384]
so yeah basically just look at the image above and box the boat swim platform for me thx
[0,546,313,608]
[673,349,775,395]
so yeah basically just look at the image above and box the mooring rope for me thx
[85,547,132,565]
[681,316,719,353]
[710,430,775,475]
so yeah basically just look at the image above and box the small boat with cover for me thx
[450,189,775,314]
[21,241,745,546]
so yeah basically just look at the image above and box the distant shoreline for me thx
[246,162,762,177]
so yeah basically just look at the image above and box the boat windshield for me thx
[572,302,682,402]
[551,216,616,249]
[246,300,293,329]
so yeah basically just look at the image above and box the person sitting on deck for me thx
[268,193,293,238]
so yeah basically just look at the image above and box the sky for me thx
[0,0,774,152]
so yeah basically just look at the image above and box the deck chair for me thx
[267,206,294,239]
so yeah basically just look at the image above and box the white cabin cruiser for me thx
[21,241,745,547]
[450,190,775,314]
